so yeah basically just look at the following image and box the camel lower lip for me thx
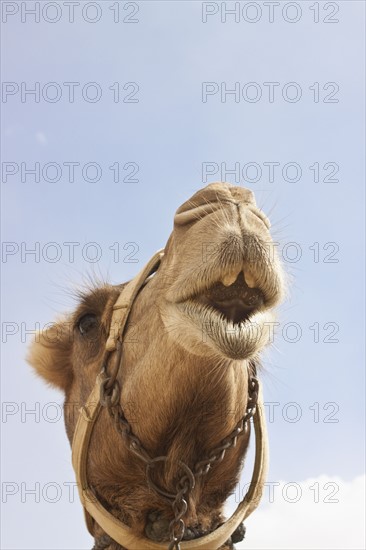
[191,300,255,325]
[194,299,256,325]
[195,293,263,324]
[170,299,271,360]
[179,299,259,337]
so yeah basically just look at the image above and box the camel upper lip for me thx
[172,260,281,310]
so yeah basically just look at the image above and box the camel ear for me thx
[27,321,73,392]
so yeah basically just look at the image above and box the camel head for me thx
[159,182,284,360]
[28,183,285,549]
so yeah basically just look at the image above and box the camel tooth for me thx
[243,268,257,288]
[221,272,239,287]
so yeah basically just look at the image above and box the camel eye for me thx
[77,313,98,335]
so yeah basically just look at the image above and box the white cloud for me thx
[225,475,365,549]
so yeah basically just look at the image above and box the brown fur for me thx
[28,183,284,548]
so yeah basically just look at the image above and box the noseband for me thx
[72,250,269,550]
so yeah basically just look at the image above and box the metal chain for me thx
[167,471,194,550]
[194,376,259,479]
[100,358,259,550]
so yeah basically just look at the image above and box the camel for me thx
[28,182,285,550]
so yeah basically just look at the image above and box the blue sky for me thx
[1,1,365,548]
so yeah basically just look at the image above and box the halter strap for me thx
[105,249,165,352]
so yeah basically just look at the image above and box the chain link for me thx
[99,363,259,550]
